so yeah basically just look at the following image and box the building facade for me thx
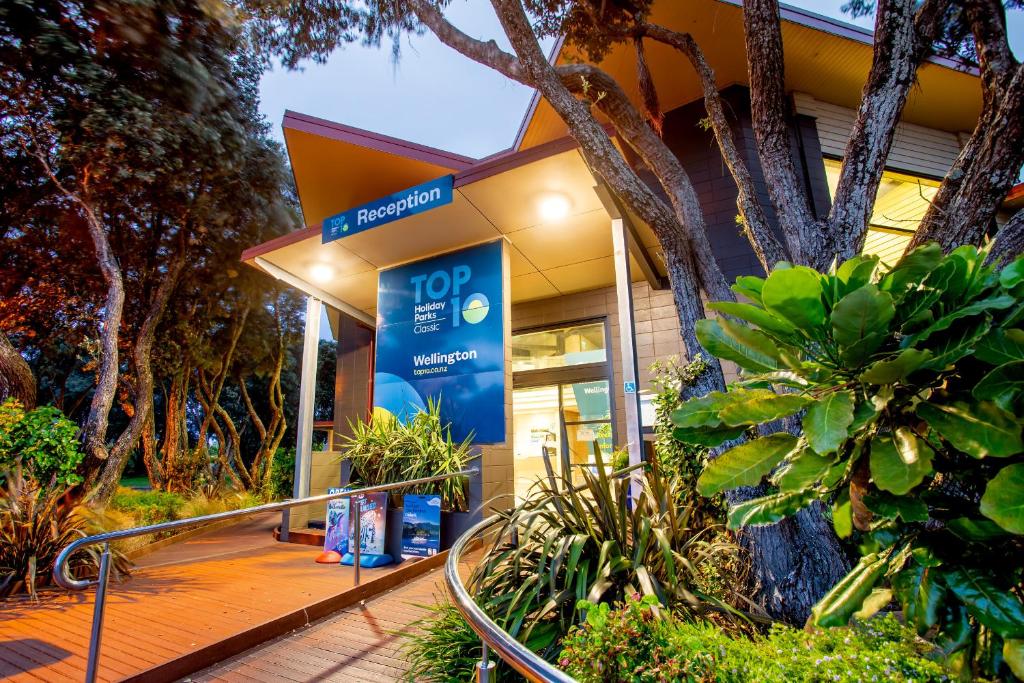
[242,0,1014,535]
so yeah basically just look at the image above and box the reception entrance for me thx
[511,321,613,501]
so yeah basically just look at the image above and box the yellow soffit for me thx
[516,0,982,150]
[283,111,476,227]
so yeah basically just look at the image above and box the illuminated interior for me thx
[511,323,613,502]
[510,321,607,372]
[824,158,940,267]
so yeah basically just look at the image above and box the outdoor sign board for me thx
[347,491,388,557]
[323,487,350,555]
[373,240,506,443]
[321,175,454,244]
[401,494,442,559]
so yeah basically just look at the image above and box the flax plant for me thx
[468,452,749,660]
[342,398,474,511]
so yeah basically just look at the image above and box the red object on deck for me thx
[315,550,342,564]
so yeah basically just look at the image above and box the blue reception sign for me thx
[322,175,454,244]
[374,240,505,443]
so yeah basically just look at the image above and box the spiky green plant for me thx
[0,468,129,599]
[342,397,474,511]
[401,594,509,682]
[468,454,751,661]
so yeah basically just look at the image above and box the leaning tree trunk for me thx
[91,239,186,503]
[0,332,36,409]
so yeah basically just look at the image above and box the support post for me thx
[283,295,321,540]
[85,542,112,683]
[476,640,495,682]
[610,217,644,496]
[352,497,362,586]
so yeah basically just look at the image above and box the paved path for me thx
[186,565,449,682]
[0,513,405,682]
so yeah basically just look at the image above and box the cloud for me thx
[427,497,441,507]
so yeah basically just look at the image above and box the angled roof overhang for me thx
[514,0,983,150]
[244,127,662,322]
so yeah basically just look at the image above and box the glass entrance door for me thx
[512,379,612,502]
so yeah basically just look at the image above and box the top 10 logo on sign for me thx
[373,240,506,444]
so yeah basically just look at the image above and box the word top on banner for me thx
[374,240,506,443]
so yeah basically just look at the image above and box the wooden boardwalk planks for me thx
[0,514,421,682]
[187,565,452,683]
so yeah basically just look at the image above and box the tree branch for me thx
[986,207,1024,268]
[635,22,787,271]
[742,0,821,267]
[21,128,125,465]
[827,0,942,262]
[911,63,1024,251]
[0,332,36,409]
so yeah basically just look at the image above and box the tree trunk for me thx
[987,210,1024,267]
[0,332,36,409]
[91,240,187,503]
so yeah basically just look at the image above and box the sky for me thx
[258,1,1024,160]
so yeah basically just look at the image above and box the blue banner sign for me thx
[321,175,454,244]
[401,494,442,559]
[374,240,505,443]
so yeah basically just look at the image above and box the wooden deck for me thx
[188,564,450,682]
[0,513,444,682]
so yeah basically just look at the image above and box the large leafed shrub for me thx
[673,244,1024,679]
[0,399,83,487]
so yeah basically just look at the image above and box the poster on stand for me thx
[348,492,388,557]
[323,487,350,555]
[401,494,442,559]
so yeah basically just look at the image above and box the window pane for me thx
[823,158,938,267]
[511,322,606,372]
[565,422,613,485]
[512,386,561,503]
[561,381,611,422]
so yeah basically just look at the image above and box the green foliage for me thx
[0,399,83,487]
[109,489,187,526]
[268,447,296,501]
[559,596,953,683]
[470,452,748,662]
[342,398,474,511]
[0,468,129,598]
[648,355,724,527]
[674,245,1024,679]
[401,595,510,682]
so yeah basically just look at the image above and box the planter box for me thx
[378,508,477,563]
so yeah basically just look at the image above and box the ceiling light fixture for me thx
[538,193,571,222]
[308,262,335,284]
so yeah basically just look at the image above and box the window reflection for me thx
[511,322,607,372]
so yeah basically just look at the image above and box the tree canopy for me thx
[1,0,305,500]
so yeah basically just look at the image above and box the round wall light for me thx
[537,193,571,223]
[308,262,335,284]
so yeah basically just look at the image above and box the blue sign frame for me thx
[373,240,505,444]
[322,175,454,244]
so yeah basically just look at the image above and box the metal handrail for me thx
[54,467,477,682]
[444,463,645,682]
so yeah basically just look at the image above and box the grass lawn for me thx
[119,475,151,490]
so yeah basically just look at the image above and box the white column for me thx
[293,295,322,499]
[611,218,644,491]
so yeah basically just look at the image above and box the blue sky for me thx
[258,1,1024,159]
